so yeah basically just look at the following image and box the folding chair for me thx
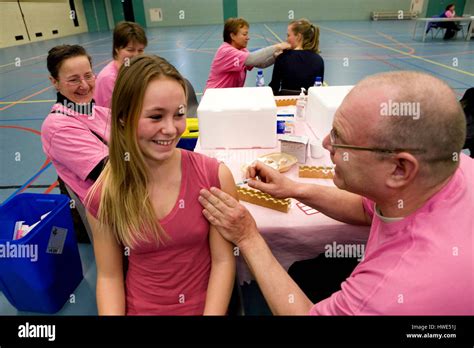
[184,78,198,118]
[426,15,446,39]
[428,24,445,39]
[64,183,94,243]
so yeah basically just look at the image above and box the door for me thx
[122,0,135,22]
[223,0,238,20]
[410,0,424,14]
[83,0,109,32]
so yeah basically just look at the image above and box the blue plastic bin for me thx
[0,193,83,313]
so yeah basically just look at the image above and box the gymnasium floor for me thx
[0,20,473,314]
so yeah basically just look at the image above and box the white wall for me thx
[464,0,474,15]
[0,1,31,47]
[0,0,89,48]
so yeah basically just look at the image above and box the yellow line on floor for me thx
[0,55,46,68]
[264,24,284,43]
[375,31,416,54]
[0,95,202,104]
[0,99,55,105]
[0,37,111,69]
[318,25,474,77]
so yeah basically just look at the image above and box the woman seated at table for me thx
[205,17,290,89]
[41,44,111,242]
[269,19,324,95]
[94,21,147,108]
[440,3,461,40]
[86,55,237,315]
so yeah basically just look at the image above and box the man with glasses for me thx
[199,71,473,315]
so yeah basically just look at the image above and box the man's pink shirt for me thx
[310,154,473,315]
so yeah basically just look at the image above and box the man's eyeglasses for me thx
[63,73,95,86]
[329,128,426,154]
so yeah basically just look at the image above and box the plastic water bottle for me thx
[256,70,265,87]
[314,76,322,87]
[296,88,306,120]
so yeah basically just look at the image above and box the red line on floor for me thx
[0,125,52,193]
[0,57,112,111]
[365,53,403,70]
[0,124,41,135]
[44,181,59,194]
[0,86,53,111]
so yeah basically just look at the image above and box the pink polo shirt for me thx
[205,42,253,90]
[41,103,111,203]
[310,153,474,315]
[94,60,119,108]
[445,10,455,18]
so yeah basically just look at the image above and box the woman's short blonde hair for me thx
[223,17,249,43]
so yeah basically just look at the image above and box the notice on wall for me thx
[150,8,163,22]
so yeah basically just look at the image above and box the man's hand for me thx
[245,161,296,199]
[199,187,259,247]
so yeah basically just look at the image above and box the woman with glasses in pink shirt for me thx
[41,44,111,242]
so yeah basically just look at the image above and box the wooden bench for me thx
[372,11,418,21]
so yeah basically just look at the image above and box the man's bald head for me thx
[347,71,466,180]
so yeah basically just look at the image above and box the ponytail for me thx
[289,19,320,54]
[306,24,320,54]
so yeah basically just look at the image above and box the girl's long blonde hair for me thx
[87,55,186,247]
[289,18,320,54]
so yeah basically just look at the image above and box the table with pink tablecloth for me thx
[195,109,370,285]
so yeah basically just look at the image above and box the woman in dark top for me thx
[269,18,324,95]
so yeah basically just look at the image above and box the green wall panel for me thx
[132,0,147,27]
[426,0,465,17]
[143,0,223,27]
[223,0,238,19]
[237,0,413,22]
[110,0,125,24]
[83,0,98,32]
[83,0,109,32]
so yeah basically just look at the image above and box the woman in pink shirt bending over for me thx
[205,17,291,89]
[94,21,147,108]
[86,55,237,315]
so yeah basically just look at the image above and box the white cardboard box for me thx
[306,86,354,140]
[280,135,309,164]
[197,87,277,149]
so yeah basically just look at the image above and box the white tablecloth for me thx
[195,107,370,284]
